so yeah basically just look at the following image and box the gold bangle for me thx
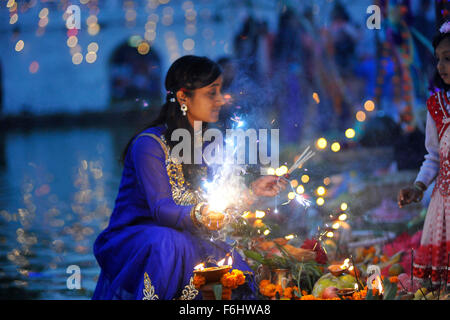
[190,202,206,228]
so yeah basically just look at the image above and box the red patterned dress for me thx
[413,91,450,286]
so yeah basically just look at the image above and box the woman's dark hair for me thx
[120,55,222,187]
[432,31,450,92]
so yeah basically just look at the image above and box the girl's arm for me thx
[132,136,200,232]
[415,111,440,188]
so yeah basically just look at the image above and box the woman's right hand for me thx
[397,185,424,208]
[200,205,225,231]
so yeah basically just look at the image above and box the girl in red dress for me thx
[398,22,450,289]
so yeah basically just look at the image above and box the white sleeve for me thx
[415,111,440,187]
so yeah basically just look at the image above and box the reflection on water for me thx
[0,125,134,299]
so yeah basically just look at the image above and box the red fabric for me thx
[413,241,450,284]
[427,92,450,142]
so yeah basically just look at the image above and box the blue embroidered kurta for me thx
[92,126,255,300]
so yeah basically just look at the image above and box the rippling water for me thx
[0,126,134,299]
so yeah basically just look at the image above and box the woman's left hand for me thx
[251,175,288,197]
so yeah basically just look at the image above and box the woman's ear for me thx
[176,90,188,106]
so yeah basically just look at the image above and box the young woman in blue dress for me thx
[92,55,287,300]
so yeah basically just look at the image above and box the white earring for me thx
[181,103,188,116]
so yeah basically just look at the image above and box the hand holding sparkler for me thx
[251,175,289,197]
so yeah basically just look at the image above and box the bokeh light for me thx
[316,197,325,206]
[85,51,97,63]
[345,128,356,139]
[290,179,298,188]
[331,142,341,152]
[316,137,327,150]
[72,52,83,65]
[312,92,320,104]
[364,100,375,112]
[316,186,326,196]
[356,110,366,122]
[29,61,39,74]
[182,38,195,51]
[137,41,151,55]
[87,42,99,53]
[15,40,24,52]
[301,174,310,184]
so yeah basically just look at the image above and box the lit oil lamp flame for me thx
[194,263,205,271]
[217,256,233,267]
[376,276,384,295]
[340,258,350,270]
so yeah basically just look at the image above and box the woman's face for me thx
[436,38,450,85]
[178,76,225,126]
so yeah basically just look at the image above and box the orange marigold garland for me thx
[220,269,246,289]
[193,274,206,289]
[259,280,302,300]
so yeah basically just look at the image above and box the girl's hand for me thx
[397,185,424,208]
[200,205,225,231]
[251,175,288,197]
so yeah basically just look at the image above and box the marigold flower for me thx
[283,287,294,299]
[193,274,206,289]
[261,283,277,297]
[259,279,271,289]
[274,284,283,297]
[221,269,246,289]
[351,290,366,300]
